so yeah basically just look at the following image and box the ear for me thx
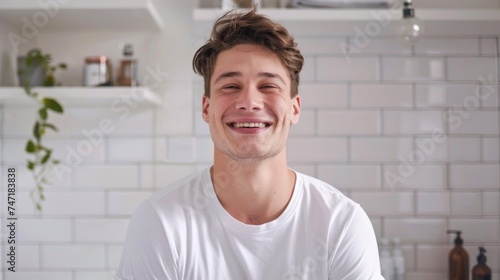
[202,95,210,123]
[290,95,301,125]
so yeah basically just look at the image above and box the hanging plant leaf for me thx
[43,123,58,132]
[26,140,36,153]
[43,98,63,113]
[33,121,41,141]
[27,161,35,170]
[38,108,48,120]
[41,150,52,164]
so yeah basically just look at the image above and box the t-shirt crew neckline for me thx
[202,166,303,235]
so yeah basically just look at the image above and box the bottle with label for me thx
[84,56,112,86]
[117,44,138,87]
[392,237,405,280]
[472,246,491,280]
[447,230,469,280]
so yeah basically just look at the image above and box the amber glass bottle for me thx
[447,230,469,280]
[118,44,138,87]
[472,247,491,280]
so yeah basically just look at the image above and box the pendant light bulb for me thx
[396,0,424,45]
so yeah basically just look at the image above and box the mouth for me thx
[228,122,271,128]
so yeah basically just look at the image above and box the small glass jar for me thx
[84,56,112,86]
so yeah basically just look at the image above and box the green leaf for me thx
[26,140,36,153]
[36,203,41,211]
[40,194,45,201]
[41,150,51,164]
[59,63,67,69]
[43,98,63,113]
[33,122,41,141]
[25,56,33,66]
[27,161,35,170]
[43,123,58,132]
[53,159,60,165]
[38,108,48,120]
[44,75,55,87]
[38,145,50,152]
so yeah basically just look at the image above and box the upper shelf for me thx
[193,8,500,36]
[0,0,164,32]
[0,87,162,106]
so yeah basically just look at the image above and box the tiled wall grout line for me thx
[378,55,384,82]
[479,37,484,56]
[104,190,109,216]
[314,109,319,137]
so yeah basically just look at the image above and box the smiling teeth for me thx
[234,122,266,128]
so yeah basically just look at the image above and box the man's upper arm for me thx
[329,206,385,280]
[114,201,178,280]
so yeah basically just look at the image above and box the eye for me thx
[260,84,280,92]
[220,84,241,92]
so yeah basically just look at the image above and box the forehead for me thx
[212,44,288,76]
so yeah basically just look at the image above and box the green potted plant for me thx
[18,48,67,211]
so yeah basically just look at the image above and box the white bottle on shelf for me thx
[379,238,394,280]
[392,237,405,280]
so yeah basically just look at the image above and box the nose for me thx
[235,86,263,111]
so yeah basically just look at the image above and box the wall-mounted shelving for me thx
[193,8,500,36]
[0,87,162,106]
[0,0,164,32]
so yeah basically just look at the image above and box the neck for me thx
[211,151,296,225]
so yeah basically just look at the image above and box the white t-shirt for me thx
[115,168,384,280]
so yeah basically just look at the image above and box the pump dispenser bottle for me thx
[447,230,469,280]
[472,246,491,280]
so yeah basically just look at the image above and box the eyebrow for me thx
[213,71,287,85]
[258,72,286,84]
[213,71,242,85]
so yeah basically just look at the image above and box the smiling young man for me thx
[115,7,384,280]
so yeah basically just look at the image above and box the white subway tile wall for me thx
[383,57,446,81]
[415,38,480,55]
[1,12,499,280]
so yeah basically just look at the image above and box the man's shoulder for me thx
[295,171,346,198]
[294,171,359,212]
[143,167,211,211]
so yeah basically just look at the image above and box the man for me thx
[115,7,383,280]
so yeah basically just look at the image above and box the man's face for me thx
[202,44,300,163]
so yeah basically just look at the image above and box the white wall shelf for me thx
[193,8,500,36]
[0,87,162,106]
[0,0,164,32]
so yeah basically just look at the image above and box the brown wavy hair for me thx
[192,7,304,98]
